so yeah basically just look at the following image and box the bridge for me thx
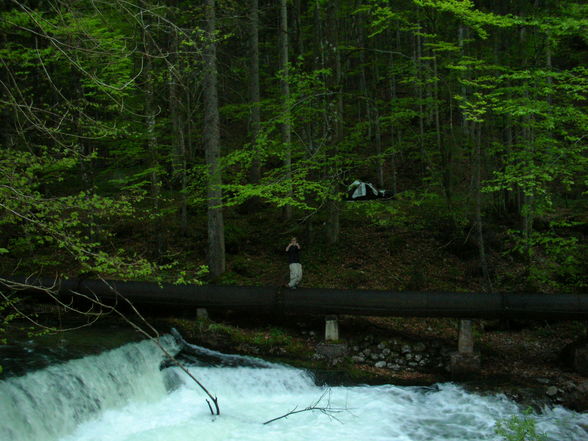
[9,277,588,319]
[6,277,588,375]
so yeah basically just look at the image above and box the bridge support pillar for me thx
[325,315,339,341]
[450,319,480,375]
[197,308,209,320]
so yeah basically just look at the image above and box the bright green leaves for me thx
[495,411,548,441]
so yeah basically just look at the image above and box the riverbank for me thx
[160,312,588,412]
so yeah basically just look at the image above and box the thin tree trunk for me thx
[280,0,293,220]
[474,124,493,293]
[248,0,261,184]
[434,54,451,205]
[458,25,469,139]
[414,26,426,172]
[169,14,188,234]
[326,0,342,244]
[143,26,163,258]
[203,0,225,277]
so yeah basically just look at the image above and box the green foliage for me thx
[495,412,548,441]
[505,221,587,290]
[1,0,587,301]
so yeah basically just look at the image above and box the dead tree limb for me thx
[263,389,347,425]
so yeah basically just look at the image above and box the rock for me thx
[315,343,347,360]
[363,348,371,356]
[563,381,588,412]
[377,343,386,350]
[449,352,481,376]
[375,361,387,368]
[414,342,426,352]
[536,378,551,385]
[401,344,411,354]
[546,386,558,397]
[414,354,423,362]
[382,348,391,356]
[370,353,379,360]
[351,355,365,363]
[561,338,588,375]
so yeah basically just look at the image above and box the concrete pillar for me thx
[458,319,474,353]
[325,315,339,341]
[197,308,209,320]
[450,319,480,375]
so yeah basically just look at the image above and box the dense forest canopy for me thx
[0,0,586,293]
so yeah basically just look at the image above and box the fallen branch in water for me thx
[263,389,347,425]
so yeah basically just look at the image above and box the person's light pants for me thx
[288,263,302,288]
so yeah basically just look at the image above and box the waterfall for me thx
[2,335,588,441]
[0,336,179,441]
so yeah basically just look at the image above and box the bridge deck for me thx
[9,278,588,320]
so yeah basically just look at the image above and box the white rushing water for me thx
[1,338,587,441]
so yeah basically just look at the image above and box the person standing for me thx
[285,237,302,289]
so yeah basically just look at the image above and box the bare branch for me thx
[263,389,347,425]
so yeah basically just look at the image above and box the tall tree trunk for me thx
[325,0,342,244]
[248,0,261,184]
[413,25,427,173]
[474,123,493,293]
[280,0,293,220]
[169,11,188,234]
[203,0,225,277]
[434,54,451,206]
[143,24,163,258]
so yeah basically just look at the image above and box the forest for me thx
[0,0,587,297]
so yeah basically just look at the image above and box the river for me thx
[1,326,587,441]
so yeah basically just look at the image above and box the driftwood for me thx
[263,389,347,425]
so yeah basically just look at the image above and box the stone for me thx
[316,343,347,360]
[377,343,386,350]
[546,386,559,397]
[374,361,387,368]
[401,344,411,354]
[563,381,588,412]
[382,348,391,356]
[351,355,365,363]
[414,342,426,352]
[449,351,481,376]
[572,344,588,376]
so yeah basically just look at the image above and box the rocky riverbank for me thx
[163,314,588,413]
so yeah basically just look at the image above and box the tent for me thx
[346,180,392,201]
